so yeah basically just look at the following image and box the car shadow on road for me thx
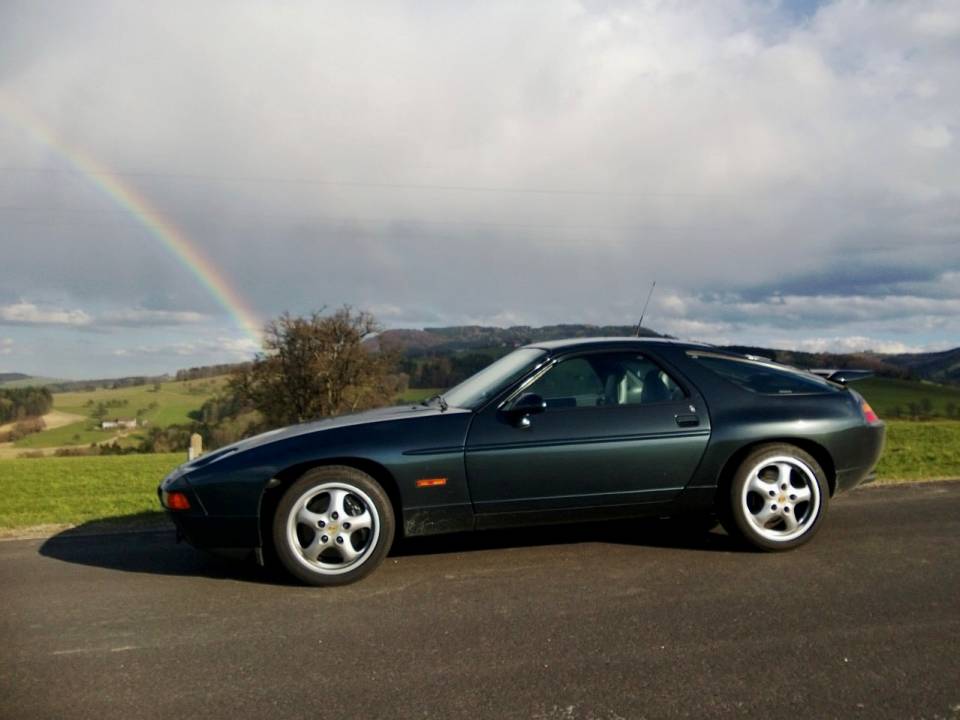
[37,515,294,585]
[392,516,739,557]
[37,513,740,585]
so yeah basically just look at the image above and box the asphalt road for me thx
[2,482,959,720]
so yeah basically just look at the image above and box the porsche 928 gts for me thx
[159,338,885,585]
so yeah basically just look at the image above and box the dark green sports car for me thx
[159,338,885,585]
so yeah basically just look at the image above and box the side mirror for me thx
[510,393,547,416]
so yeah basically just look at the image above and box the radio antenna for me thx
[635,280,657,337]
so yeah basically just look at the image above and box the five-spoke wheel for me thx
[725,444,829,551]
[273,466,394,586]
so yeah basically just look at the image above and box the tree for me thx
[231,307,398,428]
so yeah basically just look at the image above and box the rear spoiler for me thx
[809,369,875,384]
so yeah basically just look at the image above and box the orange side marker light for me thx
[416,477,447,488]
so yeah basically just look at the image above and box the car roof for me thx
[523,336,714,352]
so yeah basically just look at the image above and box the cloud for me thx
[0,302,92,327]
[111,337,257,360]
[0,0,958,374]
[0,338,13,355]
[0,301,212,330]
[99,309,209,327]
[790,337,953,355]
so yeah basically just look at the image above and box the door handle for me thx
[674,413,700,427]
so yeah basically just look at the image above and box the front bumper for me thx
[158,470,259,550]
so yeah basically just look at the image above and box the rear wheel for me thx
[273,466,395,586]
[723,444,829,551]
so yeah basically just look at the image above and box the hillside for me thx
[371,324,663,354]
[884,347,960,385]
[0,373,30,384]
[854,378,960,419]
[8,376,228,451]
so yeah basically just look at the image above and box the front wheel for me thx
[273,466,395,586]
[724,444,829,551]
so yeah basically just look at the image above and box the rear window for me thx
[687,352,838,395]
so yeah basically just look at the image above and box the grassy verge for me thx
[0,453,182,531]
[872,420,960,482]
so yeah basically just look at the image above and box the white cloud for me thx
[913,9,960,37]
[110,336,258,360]
[100,309,209,327]
[0,302,92,327]
[0,338,13,356]
[790,337,953,354]
[911,124,953,150]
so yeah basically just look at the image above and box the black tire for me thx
[272,466,395,586]
[721,443,830,552]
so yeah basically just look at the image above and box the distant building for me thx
[101,418,138,430]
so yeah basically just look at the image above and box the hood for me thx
[184,403,458,469]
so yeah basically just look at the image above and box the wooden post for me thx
[189,433,203,461]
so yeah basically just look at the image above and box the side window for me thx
[688,353,838,395]
[524,353,685,409]
[527,358,604,408]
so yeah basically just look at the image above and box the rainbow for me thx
[0,91,262,344]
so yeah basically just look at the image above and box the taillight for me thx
[861,399,880,425]
[162,490,191,511]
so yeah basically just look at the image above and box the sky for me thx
[0,0,958,378]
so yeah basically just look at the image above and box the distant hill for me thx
[0,374,69,389]
[370,325,958,386]
[884,347,960,385]
[369,324,664,354]
[0,373,30,384]
[717,346,912,380]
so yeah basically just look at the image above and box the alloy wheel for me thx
[285,482,381,575]
[739,455,821,543]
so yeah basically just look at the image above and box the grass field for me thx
[872,420,960,482]
[0,453,181,530]
[12,377,228,449]
[856,377,960,418]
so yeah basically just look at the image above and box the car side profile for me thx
[159,338,886,585]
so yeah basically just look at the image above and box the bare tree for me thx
[231,307,398,428]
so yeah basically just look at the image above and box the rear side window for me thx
[688,353,838,395]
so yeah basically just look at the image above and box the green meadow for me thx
[12,376,228,449]
[855,378,960,418]
[0,453,181,531]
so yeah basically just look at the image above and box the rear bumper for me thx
[834,422,886,494]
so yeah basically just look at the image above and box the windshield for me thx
[442,348,547,409]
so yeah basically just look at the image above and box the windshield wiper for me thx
[421,393,448,411]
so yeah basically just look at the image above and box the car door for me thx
[464,350,711,515]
